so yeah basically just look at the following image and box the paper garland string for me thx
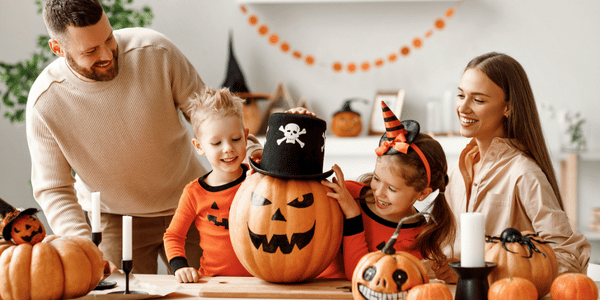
[240,1,461,73]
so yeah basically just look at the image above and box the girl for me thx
[323,102,456,280]
[435,52,591,283]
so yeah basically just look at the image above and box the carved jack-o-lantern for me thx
[229,173,344,283]
[331,99,367,137]
[352,213,430,300]
[11,214,46,245]
[1,198,46,246]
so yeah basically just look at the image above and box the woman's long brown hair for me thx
[466,52,564,210]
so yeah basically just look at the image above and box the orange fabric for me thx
[164,171,251,276]
[341,181,425,280]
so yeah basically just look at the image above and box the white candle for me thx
[122,216,132,261]
[460,212,485,267]
[426,101,440,134]
[441,90,454,133]
[91,192,101,233]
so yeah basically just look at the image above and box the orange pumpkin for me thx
[10,214,46,245]
[229,173,343,283]
[406,282,453,300]
[485,228,558,297]
[488,277,538,300]
[331,99,367,137]
[352,213,430,300]
[550,273,598,300]
[0,235,104,300]
[352,251,429,300]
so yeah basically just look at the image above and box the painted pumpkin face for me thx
[352,251,429,300]
[11,214,46,245]
[331,111,362,137]
[229,173,343,283]
[207,201,229,229]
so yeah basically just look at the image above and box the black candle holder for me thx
[109,260,148,295]
[449,261,496,300]
[91,232,117,290]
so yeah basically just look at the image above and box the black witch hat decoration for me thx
[374,101,431,188]
[221,31,270,100]
[0,197,40,240]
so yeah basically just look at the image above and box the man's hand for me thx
[102,259,118,280]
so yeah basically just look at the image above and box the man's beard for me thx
[66,49,119,82]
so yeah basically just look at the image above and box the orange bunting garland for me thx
[240,1,460,73]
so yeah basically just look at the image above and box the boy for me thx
[164,87,255,283]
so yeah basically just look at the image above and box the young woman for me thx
[434,52,591,283]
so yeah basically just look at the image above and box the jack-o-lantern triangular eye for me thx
[287,193,313,208]
[251,192,271,206]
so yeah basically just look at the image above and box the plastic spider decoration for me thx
[485,227,555,258]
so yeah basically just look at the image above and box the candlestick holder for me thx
[91,232,117,290]
[109,260,148,295]
[449,261,496,300]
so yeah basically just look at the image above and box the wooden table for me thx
[79,274,600,299]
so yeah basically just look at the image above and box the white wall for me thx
[1,0,599,261]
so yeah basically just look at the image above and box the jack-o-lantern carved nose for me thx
[271,208,286,221]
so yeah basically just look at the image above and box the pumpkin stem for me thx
[381,211,434,255]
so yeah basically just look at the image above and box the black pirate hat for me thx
[221,32,270,100]
[0,197,39,239]
[250,113,333,180]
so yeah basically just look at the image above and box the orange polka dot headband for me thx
[375,101,431,188]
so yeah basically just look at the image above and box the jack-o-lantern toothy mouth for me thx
[357,284,408,300]
[248,222,315,254]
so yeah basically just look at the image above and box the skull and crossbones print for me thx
[277,123,306,148]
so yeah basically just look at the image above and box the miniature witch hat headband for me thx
[375,101,431,188]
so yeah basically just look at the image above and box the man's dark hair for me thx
[43,0,104,42]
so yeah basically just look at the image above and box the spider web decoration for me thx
[239,1,461,74]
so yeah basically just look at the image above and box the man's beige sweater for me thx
[25,28,259,238]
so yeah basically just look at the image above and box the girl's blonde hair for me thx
[358,133,456,265]
[189,87,245,138]
[466,52,563,210]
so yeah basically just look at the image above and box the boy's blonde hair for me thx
[189,87,245,138]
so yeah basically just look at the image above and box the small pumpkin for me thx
[1,197,46,245]
[0,235,104,300]
[331,98,368,137]
[485,228,558,298]
[488,277,538,300]
[352,213,430,300]
[9,213,46,245]
[406,282,453,300]
[229,173,344,283]
[550,273,598,300]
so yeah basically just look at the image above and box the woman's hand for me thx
[321,164,361,219]
[432,258,459,284]
[174,267,202,283]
